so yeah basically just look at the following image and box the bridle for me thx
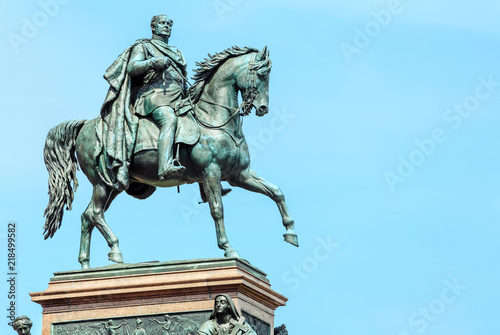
[242,53,260,116]
[190,52,261,129]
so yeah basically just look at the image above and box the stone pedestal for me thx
[31,258,287,335]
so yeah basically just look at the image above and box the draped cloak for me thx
[197,294,257,335]
[96,38,187,190]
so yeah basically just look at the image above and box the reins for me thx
[191,96,245,129]
[188,53,259,130]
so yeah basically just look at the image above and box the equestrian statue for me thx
[42,15,298,269]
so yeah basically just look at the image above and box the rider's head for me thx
[151,15,173,40]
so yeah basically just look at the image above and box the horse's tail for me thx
[43,119,88,240]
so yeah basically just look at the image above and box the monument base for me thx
[31,258,287,335]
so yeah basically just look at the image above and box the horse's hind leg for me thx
[78,183,123,269]
[79,211,94,269]
[201,170,240,258]
[229,168,298,247]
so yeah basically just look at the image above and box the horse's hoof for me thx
[224,250,240,258]
[284,233,299,247]
[80,262,90,270]
[108,252,124,263]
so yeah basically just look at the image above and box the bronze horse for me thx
[43,46,298,269]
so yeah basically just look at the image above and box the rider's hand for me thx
[151,57,171,70]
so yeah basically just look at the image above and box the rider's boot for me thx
[158,118,185,180]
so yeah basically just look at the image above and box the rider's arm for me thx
[128,44,168,77]
[127,44,151,77]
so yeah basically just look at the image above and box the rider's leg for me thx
[150,106,185,179]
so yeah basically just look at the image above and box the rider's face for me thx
[153,16,173,39]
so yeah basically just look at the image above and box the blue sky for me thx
[1,0,499,334]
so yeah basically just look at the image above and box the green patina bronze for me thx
[198,294,257,335]
[12,316,33,335]
[43,15,297,269]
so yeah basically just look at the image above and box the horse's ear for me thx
[257,46,268,60]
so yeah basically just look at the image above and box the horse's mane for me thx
[188,46,260,103]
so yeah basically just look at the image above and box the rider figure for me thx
[128,14,187,179]
[99,14,231,196]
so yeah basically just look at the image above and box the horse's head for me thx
[189,46,272,119]
[236,46,272,117]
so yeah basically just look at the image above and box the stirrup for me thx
[172,157,184,168]
[159,164,186,180]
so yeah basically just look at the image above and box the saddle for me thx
[133,109,201,154]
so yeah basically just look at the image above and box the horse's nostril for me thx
[258,106,268,115]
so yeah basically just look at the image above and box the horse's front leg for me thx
[229,168,298,247]
[202,168,240,258]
